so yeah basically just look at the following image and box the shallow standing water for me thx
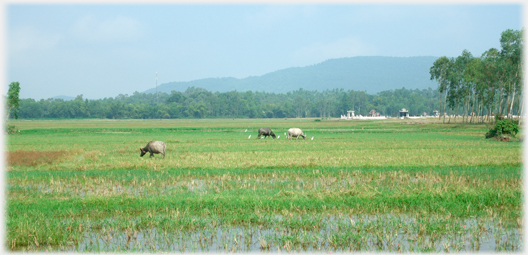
[67,214,522,253]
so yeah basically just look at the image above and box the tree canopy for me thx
[430,28,523,123]
[13,87,443,120]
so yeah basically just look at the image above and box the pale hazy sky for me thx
[4,3,524,100]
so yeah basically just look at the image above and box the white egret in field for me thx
[277,135,280,139]
[284,132,286,135]
[261,136,264,139]
[248,135,251,139]
[245,129,247,132]
[311,137,314,140]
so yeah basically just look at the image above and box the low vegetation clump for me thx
[5,118,523,252]
[6,124,18,134]
[485,117,519,140]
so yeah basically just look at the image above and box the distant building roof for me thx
[399,108,408,112]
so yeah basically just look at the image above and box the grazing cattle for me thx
[287,128,306,140]
[258,128,276,139]
[140,141,166,159]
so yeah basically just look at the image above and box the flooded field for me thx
[6,119,523,252]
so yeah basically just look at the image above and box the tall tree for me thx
[6,81,21,120]
[499,29,523,117]
[481,48,501,121]
[430,56,452,123]
[456,50,474,123]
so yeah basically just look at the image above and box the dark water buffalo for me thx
[140,141,166,159]
[258,128,276,139]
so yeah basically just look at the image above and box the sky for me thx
[3,3,524,100]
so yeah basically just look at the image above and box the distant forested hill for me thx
[145,56,438,94]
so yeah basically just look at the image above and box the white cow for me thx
[287,128,306,140]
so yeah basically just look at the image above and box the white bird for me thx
[284,132,287,135]
[311,137,314,140]
[277,135,280,139]
[261,136,264,139]
[248,135,251,139]
[245,129,247,132]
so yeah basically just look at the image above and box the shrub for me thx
[314,119,321,122]
[485,118,519,139]
[6,125,18,135]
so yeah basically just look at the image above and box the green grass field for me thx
[5,118,523,252]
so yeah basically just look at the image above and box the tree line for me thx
[430,28,523,123]
[12,86,443,120]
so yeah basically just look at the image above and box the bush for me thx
[314,119,321,122]
[6,125,18,135]
[485,118,519,139]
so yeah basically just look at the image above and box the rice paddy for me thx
[5,118,523,252]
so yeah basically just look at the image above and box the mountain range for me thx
[144,56,439,95]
